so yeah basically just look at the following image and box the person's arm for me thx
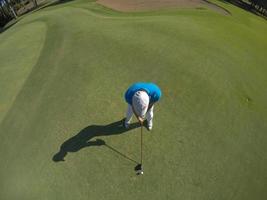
[148,102,154,110]
[132,105,144,125]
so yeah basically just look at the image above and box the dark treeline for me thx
[0,0,38,28]
[0,0,17,27]
[248,0,267,15]
[227,0,267,16]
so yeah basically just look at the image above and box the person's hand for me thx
[138,117,144,125]
[132,105,144,125]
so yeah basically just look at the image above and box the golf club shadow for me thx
[52,119,140,162]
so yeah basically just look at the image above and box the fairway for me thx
[97,0,204,11]
[0,0,267,199]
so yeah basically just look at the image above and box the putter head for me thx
[135,164,143,175]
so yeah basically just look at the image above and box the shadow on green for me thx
[53,119,140,164]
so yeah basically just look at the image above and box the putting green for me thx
[0,0,267,199]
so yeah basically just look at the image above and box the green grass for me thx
[0,0,267,199]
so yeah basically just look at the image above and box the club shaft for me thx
[141,125,143,165]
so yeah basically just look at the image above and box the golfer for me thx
[124,82,162,130]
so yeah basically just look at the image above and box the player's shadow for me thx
[52,119,140,163]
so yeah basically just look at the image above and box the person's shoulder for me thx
[152,84,162,97]
[129,82,149,91]
[130,82,144,87]
[147,83,161,91]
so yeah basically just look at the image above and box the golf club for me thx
[135,123,143,175]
